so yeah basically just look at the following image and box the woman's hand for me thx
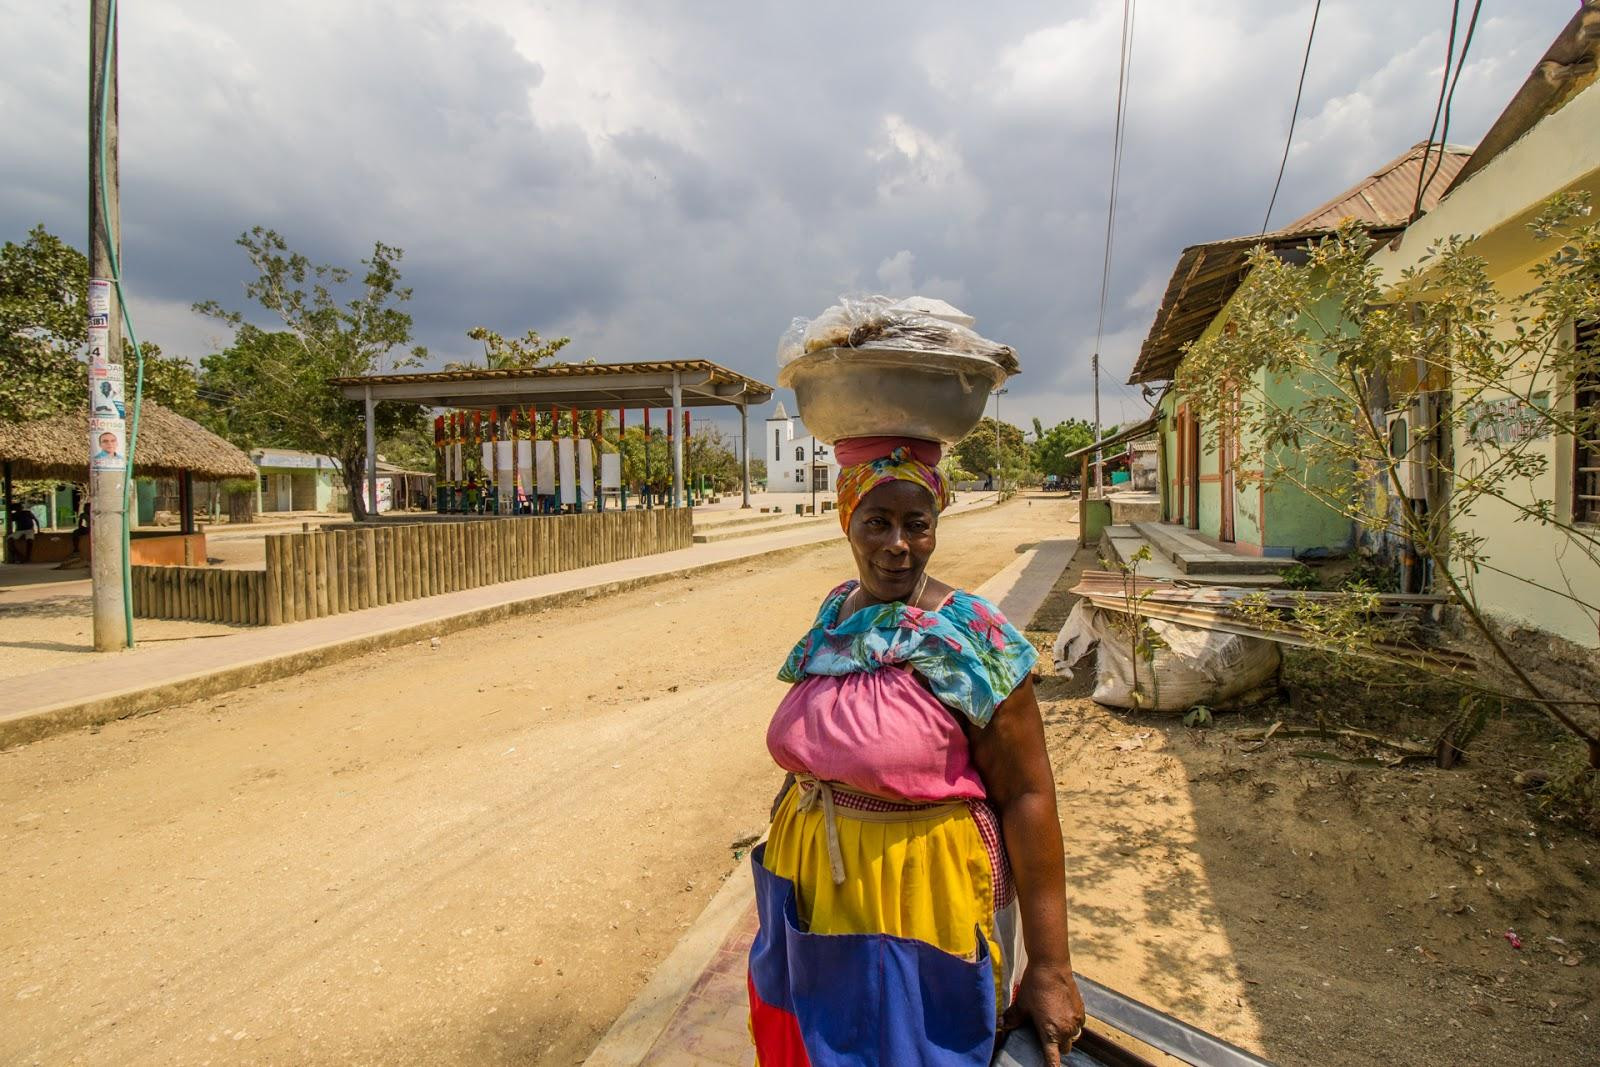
[1002,962,1087,1066]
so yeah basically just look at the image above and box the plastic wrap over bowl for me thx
[777,346,1011,446]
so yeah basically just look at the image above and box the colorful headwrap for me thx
[834,436,951,532]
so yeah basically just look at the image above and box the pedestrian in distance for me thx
[747,436,1085,1066]
[7,504,39,563]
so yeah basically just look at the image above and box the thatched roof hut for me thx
[0,402,256,483]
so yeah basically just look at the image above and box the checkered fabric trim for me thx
[827,789,943,814]
[967,800,1015,908]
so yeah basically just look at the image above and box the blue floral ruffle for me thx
[778,581,1037,727]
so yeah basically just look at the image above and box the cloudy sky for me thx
[3,0,1581,438]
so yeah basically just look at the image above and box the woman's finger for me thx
[1036,1022,1062,1067]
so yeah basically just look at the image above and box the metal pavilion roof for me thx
[1127,142,1473,385]
[330,359,774,411]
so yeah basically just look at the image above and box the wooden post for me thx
[406,524,419,601]
[360,527,377,609]
[384,527,399,604]
[264,537,283,625]
[318,531,334,617]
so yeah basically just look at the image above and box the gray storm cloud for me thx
[1,0,1576,433]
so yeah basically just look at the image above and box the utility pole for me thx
[88,0,128,651]
[993,388,1008,500]
[1092,352,1104,496]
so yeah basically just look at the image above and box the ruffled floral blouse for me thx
[778,581,1037,728]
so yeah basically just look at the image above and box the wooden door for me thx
[1186,417,1201,530]
[1219,413,1236,542]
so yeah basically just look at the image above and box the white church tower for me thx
[765,401,839,494]
[766,402,795,469]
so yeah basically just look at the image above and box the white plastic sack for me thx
[1052,601,1281,712]
[776,293,1018,373]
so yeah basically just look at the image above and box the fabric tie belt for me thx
[792,774,964,887]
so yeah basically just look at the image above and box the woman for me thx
[747,437,1085,1066]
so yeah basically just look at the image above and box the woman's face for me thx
[847,480,938,604]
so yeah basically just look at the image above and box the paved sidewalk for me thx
[0,498,997,750]
[583,537,1077,1067]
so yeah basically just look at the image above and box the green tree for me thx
[449,326,571,370]
[617,426,671,495]
[1177,202,1600,768]
[686,424,742,492]
[130,340,204,419]
[1034,419,1098,478]
[195,228,427,520]
[2,225,204,426]
[953,417,1027,482]
[1,225,89,421]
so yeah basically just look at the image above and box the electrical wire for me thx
[1261,0,1323,234]
[1411,0,1462,221]
[1092,0,1137,368]
[94,0,146,648]
[1419,0,1482,203]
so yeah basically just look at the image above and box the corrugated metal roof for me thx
[329,359,772,394]
[1285,141,1471,230]
[1127,142,1472,385]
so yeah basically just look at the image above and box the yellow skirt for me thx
[747,781,1022,1065]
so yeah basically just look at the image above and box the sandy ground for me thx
[0,496,1061,1066]
[1023,551,1599,1067]
[0,566,242,682]
[8,495,1593,1067]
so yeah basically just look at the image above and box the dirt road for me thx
[1,497,1070,1065]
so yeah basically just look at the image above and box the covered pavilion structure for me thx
[1,401,257,564]
[331,360,774,513]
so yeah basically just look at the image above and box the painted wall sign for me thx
[1466,393,1551,446]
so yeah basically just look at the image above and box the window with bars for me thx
[1576,319,1599,525]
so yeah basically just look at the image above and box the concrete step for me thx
[692,515,834,543]
[691,510,794,533]
[1100,525,1285,587]
[1134,521,1294,576]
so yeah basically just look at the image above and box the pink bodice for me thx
[766,668,986,803]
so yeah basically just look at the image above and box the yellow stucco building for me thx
[1368,13,1599,650]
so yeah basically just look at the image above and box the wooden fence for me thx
[131,509,693,626]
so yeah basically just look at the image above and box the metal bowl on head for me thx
[777,345,1012,446]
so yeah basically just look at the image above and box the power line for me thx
[1092,0,1137,492]
[1261,0,1323,234]
[1411,0,1462,221]
[1419,0,1482,203]
[1092,0,1137,364]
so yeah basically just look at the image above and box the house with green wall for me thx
[1127,142,1471,558]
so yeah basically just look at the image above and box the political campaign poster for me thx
[90,417,126,471]
[89,362,125,419]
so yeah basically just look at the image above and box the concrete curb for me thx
[0,500,1007,752]
[583,864,758,1066]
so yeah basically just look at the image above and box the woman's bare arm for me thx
[968,675,1085,1066]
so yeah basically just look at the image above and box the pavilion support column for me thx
[670,372,684,509]
[2,461,13,564]
[364,385,378,521]
[180,469,195,535]
[740,402,751,509]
